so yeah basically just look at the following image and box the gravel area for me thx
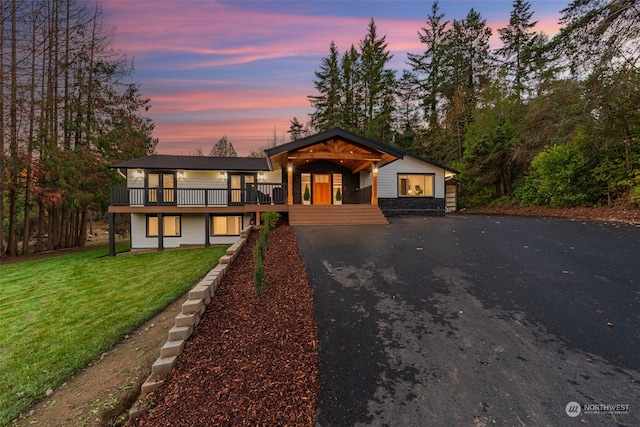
[129,222,319,426]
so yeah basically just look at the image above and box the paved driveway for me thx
[294,215,640,426]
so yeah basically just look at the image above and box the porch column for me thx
[371,163,378,206]
[157,213,164,251]
[204,213,210,247]
[287,165,293,205]
[108,213,116,257]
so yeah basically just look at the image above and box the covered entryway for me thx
[265,127,405,208]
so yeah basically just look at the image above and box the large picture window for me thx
[398,174,435,197]
[147,215,181,237]
[211,216,242,236]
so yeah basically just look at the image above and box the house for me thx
[108,127,457,255]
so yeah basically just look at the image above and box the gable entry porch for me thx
[266,128,405,225]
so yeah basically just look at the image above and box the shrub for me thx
[253,213,279,297]
[261,211,280,230]
[253,245,265,297]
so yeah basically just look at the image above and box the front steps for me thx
[288,204,388,226]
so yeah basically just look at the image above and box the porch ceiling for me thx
[269,137,398,174]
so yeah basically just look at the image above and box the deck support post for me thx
[108,213,116,257]
[158,213,164,251]
[204,213,210,247]
[287,165,293,205]
[371,162,378,206]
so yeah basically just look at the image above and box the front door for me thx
[313,174,332,205]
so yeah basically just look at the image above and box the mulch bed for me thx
[468,205,640,224]
[129,222,319,426]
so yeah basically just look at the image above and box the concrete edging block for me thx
[182,299,204,315]
[141,375,165,395]
[131,227,254,418]
[168,325,193,342]
[175,312,199,327]
[152,355,177,375]
[189,285,211,304]
[161,339,186,358]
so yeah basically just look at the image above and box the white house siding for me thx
[259,169,282,183]
[177,170,226,189]
[376,156,445,198]
[130,213,252,249]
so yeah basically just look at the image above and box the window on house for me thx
[212,216,242,236]
[147,215,181,237]
[147,172,175,204]
[398,174,435,197]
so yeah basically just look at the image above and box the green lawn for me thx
[0,245,227,425]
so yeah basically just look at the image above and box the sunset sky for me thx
[102,0,567,156]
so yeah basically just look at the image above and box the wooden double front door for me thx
[313,174,332,205]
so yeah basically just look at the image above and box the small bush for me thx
[261,211,280,230]
[253,245,265,297]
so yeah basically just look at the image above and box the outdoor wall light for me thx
[287,165,293,172]
[221,171,228,180]
[177,171,185,179]
[133,169,144,179]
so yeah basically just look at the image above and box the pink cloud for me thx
[103,1,564,156]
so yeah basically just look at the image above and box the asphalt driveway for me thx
[293,215,640,426]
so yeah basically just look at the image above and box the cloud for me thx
[103,0,564,155]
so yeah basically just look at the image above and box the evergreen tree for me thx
[394,70,423,154]
[496,0,539,101]
[209,136,237,157]
[309,41,342,130]
[341,45,361,132]
[407,0,449,130]
[288,117,304,141]
[358,18,396,142]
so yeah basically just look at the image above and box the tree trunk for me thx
[7,0,19,257]
[0,0,5,257]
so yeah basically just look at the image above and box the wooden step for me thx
[288,204,388,226]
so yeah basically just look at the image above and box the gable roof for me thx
[111,154,269,171]
[266,127,457,174]
[266,127,406,158]
[265,127,405,174]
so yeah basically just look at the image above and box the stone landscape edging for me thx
[128,225,254,420]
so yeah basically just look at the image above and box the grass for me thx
[0,244,227,425]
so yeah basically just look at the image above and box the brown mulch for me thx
[466,205,640,225]
[129,222,319,426]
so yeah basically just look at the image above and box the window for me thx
[398,174,434,197]
[147,215,181,237]
[212,216,242,236]
[147,172,175,204]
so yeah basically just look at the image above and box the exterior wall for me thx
[177,170,227,189]
[259,169,282,183]
[130,213,251,249]
[376,156,446,198]
[370,156,448,216]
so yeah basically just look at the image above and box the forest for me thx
[0,0,156,257]
[306,0,639,209]
[1,0,638,258]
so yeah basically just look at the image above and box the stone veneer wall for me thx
[378,197,446,216]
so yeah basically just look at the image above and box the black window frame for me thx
[397,173,436,197]
[146,214,182,237]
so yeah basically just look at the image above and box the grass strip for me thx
[0,245,227,425]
